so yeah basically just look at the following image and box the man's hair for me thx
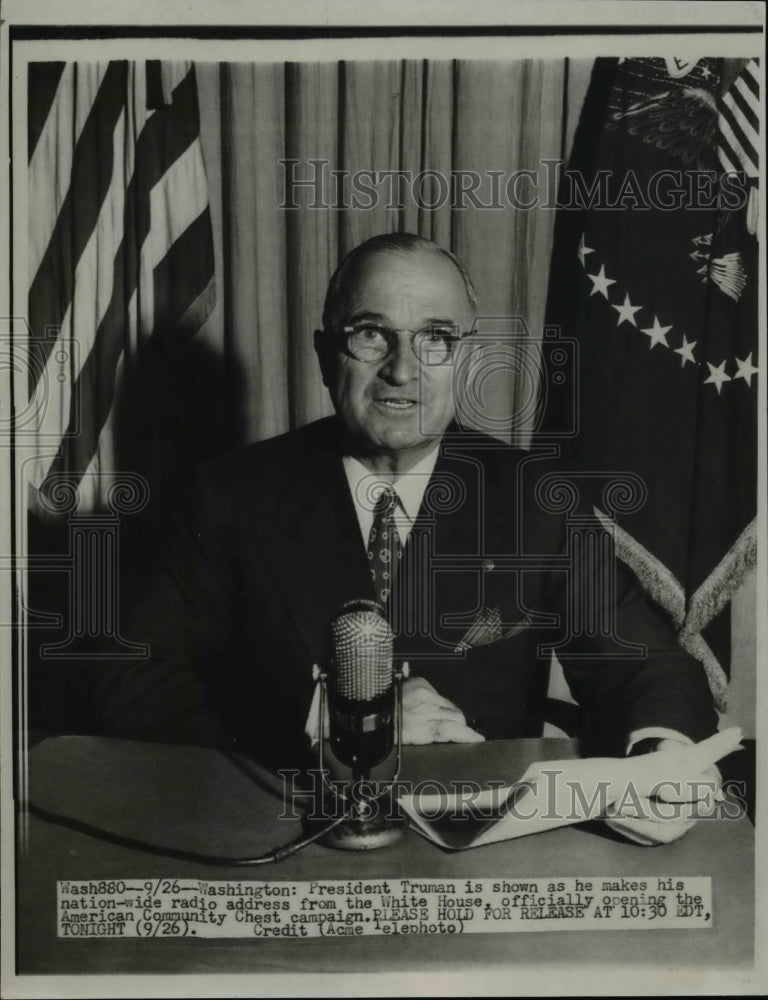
[321,232,478,331]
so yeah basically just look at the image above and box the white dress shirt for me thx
[341,445,441,547]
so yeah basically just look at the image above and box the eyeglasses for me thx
[331,322,467,365]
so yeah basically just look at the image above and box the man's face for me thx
[317,248,475,468]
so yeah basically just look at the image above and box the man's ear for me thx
[314,329,332,389]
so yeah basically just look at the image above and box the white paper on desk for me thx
[397,727,743,850]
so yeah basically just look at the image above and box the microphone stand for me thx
[311,662,409,850]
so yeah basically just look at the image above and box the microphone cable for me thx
[25,799,353,867]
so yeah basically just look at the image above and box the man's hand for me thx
[401,677,485,745]
[604,739,723,846]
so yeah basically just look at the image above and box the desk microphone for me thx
[313,599,408,850]
[329,599,395,779]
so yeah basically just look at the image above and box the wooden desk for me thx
[16,736,754,974]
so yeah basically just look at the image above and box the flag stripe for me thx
[145,60,166,110]
[27,61,66,161]
[76,352,126,513]
[146,138,211,269]
[720,104,758,169]
[40,213,214,491]
[716,59,761,186]
[28,64,112,285]
[727,79,760,135]
[29,61,149,485]
[30,62,198,420]
[717,129,746,177]
[40,65,209,494]
[28,63,77,284]
[733,75,760,120]
[32,80,204,458]
[41,239,132,486]
[29,111,131,481]
[717,143,741,178]
[718,115,758,178]
[152,208,215,333]
[738,62,759,100]
[28,62,129,387]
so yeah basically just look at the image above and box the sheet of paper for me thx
[399,728,743,850]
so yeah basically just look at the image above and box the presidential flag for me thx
[543,57,759,711]
[27,61,216,514]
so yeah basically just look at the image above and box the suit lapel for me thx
[391,431,489,656]
[252,423,375,667]
[251,421,506,666]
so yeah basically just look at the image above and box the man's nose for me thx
[378,334,420,384]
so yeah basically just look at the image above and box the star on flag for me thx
[673,336,697,367]
[585,249,755,394]
[587,265,616,298]
[577,235,594,267]
[612,293,642,327]
[703,360,731,394]
[733,353,759,387]
[640,316,672,350]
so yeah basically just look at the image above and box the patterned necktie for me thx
[367,485,403,607]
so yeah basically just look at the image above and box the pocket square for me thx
[453,608,533,653]
[500,612,534,641]
[453,606,503,653]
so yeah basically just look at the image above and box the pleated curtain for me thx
[195,59,590,447]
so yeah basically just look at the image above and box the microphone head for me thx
[324,600,401,823]
[331,599,393,701]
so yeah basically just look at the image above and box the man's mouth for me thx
[375,397,418,410]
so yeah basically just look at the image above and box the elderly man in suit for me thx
[94,232,720,844]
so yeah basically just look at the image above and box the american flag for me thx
[717,58,759,235]
[27,60,216,513]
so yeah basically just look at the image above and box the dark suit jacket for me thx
[93,417,717,768]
